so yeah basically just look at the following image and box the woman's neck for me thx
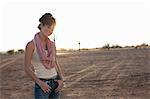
[39,32,47,43]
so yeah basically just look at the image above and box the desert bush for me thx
[81,48,89,50]
[111,45,122,48]
[7,49,15,55]
[17,49,24,53]
[135,43,149,49]
[102,44,110,50]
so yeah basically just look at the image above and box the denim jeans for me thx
[34,76,60,99]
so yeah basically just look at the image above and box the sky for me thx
[0,0,150,52]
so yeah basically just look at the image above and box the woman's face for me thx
[41,23,55,37]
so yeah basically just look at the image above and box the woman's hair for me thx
[38,13,56,30]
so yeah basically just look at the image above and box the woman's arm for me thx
[24,41,52,93]
[24,41,42,85]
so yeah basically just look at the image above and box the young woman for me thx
[24,13,64,99]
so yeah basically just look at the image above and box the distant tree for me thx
[111,44,122,48]
[135,43,148,49]
[141,43,148,47]
[7,49,15,55]
[17,49,24,54]
[102,43,110,50]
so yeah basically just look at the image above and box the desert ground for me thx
[0,48,150,99]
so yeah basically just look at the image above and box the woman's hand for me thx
[55,80,64,93]
[39,81,52,93]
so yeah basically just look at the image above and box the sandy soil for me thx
[0,48,150,99]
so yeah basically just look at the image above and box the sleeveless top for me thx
[32,39,57,79]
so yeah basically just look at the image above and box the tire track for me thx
[0,55,23,70]
[66,66,97,88]
[99,60,124,80]
[91,55,122,81]
[64,65,97,80]
[64,56,121,88]
[0,59,17,69]
[99,52,131,81]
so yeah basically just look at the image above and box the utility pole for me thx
[78,41,80,52]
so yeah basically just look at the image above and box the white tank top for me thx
[32,39,57,79]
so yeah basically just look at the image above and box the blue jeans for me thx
[34,76,60,99]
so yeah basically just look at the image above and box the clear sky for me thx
[0,0,150,52]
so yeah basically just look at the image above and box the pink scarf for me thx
[34,33,56,69]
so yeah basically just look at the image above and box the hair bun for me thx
[39,13,53,22]
[45,13,52,17]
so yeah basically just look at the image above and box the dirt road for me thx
[0,48,149,99]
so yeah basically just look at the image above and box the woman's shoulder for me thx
[25,40,35,51]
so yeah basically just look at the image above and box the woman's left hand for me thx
[55,80,64,93]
